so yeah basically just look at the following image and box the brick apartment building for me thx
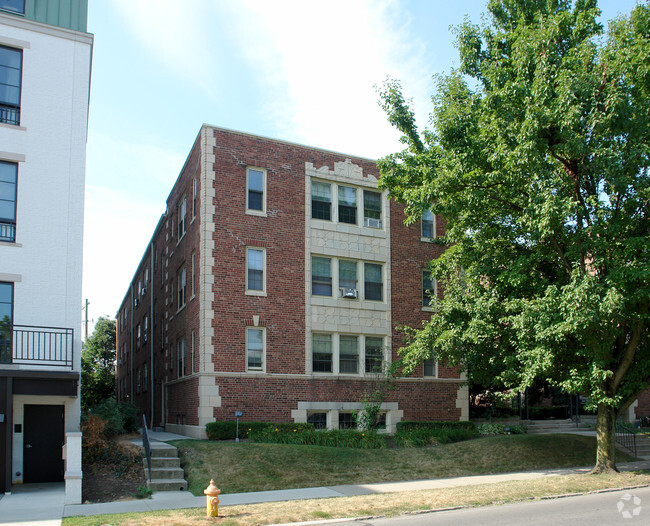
[116,125,468,438]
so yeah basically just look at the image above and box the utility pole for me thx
[82,299,90,340]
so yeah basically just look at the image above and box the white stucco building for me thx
[0,0,92,504]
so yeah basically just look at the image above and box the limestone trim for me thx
[456,383,470,421]
[291,401,403,434]
[197,128,221,427]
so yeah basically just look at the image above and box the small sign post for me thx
[235,411,243,442]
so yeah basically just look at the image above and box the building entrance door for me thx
[23,404,64,483]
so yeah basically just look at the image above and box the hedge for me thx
[249,427,387,449]
[396,421,477,433]
[206,421,314,440]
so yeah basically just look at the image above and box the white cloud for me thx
[219,0,433,158]
[110,0,217,94]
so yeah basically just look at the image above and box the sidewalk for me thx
[62,457,650,518]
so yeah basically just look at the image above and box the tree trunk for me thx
[591,403,619,474]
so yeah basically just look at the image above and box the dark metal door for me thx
[23,404,64,483]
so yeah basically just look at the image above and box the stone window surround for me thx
[291,401,403,434]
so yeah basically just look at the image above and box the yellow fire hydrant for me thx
[204,479,221,517]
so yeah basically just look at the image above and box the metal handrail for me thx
[2,325,74,368]
[615,421,637,457]
[142,414,152,482]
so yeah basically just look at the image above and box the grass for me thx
[170,434,637,496]
[63,470,650,526]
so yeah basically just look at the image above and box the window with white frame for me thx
[365,337,384,373]
[191,251,196,298]
[247,167,265,213]
[178,265,187,308]
[338,260,357,297]
[422,269,437,307]
[363,190,382,228]
[312,334,385,376]
[338,185,357,224]
[192,177,197,218]
[364,263,383,301]
[246,327,264,371]
[246,248,265,293]
[312,333,332,372]
[311,180,331,220]
[421,209,435,239]
[312,256,332,296]
[423,355,438,377]
[178,337,186,377]
[0,1,25,14]
[0,281,13,361]
[339,335,359,374]
[178,196,187,240]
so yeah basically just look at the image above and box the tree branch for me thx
[612,310,647,393]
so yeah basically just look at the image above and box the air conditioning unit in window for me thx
[340,288,358,299]
[364,218,382,228]
[142,287,147,296]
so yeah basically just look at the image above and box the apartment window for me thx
[247,328,264,371]
[338,260,357,292]
[311,181,331,220]
[312,333,332,372]
[312,257,332,296]
[178,337,186,377]
[136,323,141,348]
[363,190,382,228]
[0,1,25,14]
[0,161,17,242]
[191,251,196,298]
[246,248,265,292]
[365,337,384,373]
[364,263,383,301]
[339,335,359,374]
[192,177,197,218]
[423,356,438,377]
[143,363,148,391]
[338,186,357,224]
[422,209,435,239]
[0,281,13,362]
[247,167,265,212]
[191,330,195,374]
[307,412,327,430]
[178,196,187,239]
[136,368,141,393]
[143,315,149,343]
[339,413,356,430]
[423,270,436,307]
[178,265,187,308]
[0,45,21,125]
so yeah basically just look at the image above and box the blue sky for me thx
[82,0,640,329]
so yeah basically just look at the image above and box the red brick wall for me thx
[635,388,650,419]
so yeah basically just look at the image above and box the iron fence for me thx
[0,325,74,368]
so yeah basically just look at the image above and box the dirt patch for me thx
[82,439,147,503]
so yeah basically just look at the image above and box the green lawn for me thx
[171,434,637,496]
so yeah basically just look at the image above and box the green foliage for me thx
[87,398,139,438]
[378,0,650,470]
[394,426,478,447]
[478,422,527,436]
[205,421,314,441]
[81,317,117,410]
[133,486,152,499]
[248,427,387,449]
[396,420,477,432]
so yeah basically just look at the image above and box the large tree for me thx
[81,317,117,410]
[378,0,649,472]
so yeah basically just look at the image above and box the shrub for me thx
[477,422,527,436]
[396,421,477,433]
[205,421,314,441]
[81,414,107,462]
[248,427,386,449]
[394,426,478,447]
[87,398,139,437]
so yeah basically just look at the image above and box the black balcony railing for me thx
[0,325,74,368]
[0,104,20,126]
[0,221,16,243]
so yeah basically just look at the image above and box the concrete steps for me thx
[143,442,188,492]
[525,419,591,434]
[618,434,650,459]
